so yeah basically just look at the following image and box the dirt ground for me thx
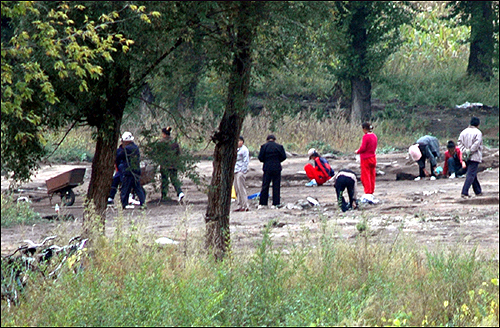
[2,147,499,260]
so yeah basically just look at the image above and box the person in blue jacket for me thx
[117,132,146,209]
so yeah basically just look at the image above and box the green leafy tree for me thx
[328,1,412,122]
[445,1,499,81]
[1,1,167,233]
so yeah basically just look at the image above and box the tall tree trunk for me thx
[205,2,259,260]
[349,2,372,123]
[84,65,130,236]
[467,1,494,81]
[350,77,372,123]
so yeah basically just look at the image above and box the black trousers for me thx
[335,175,356,212]
[121,173,146,208]
[260,169,281,206]
[418,155,436,178]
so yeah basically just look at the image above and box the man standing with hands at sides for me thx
[159,127,184,203]
[258,134,287,209]
[233,136,250,212]
[355,122,378,203]
[458,117,483,199]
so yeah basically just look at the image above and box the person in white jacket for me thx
[233,136,250,212]
[458,117,483,198]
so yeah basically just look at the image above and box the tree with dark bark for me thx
[1,1,193,235]
[446,1,498,81]
[328,2,412,122]
[204,1,265,260]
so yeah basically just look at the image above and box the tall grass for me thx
[1,194,41,227]
[2,215,498,327]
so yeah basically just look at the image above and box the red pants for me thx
[360,157,376,194]
[304,164,329,185]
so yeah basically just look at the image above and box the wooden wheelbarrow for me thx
[45,168,86,206]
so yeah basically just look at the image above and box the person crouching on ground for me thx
[304,148,335,187]
[332,169,358,212]
[118,132,146,209]
[409,135,440,181]
[355,122,378,201]
[443,140,466,179]
[233,136,250,212]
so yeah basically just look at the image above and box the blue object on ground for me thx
[248,192,260,200]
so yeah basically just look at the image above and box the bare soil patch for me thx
[2,149,499,260]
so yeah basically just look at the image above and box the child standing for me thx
[355,122,378,202]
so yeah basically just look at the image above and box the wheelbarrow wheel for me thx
[60,189,75,206]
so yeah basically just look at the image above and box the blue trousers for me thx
[447,158,466,176]
[121,173,146,208]
[461,161,482,196]
[108,171,122,200]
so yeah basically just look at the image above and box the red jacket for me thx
[356,133,377,160]
[443,147,463,176]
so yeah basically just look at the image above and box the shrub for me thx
[1,194,41,227]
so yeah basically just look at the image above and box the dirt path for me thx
[2,150,499,260]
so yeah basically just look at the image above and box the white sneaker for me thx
[178,192,185,202]
[414,177,421,181]
[257,205,267,210]
[364,194,374,202]
[430,176,436,181]
[305,179,318,187]
[128,195,140,205]
[125,205,135,209]
[449,173,456,179]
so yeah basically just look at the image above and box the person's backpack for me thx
[317,157,335,178]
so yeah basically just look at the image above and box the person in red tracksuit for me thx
[355,122,378,199]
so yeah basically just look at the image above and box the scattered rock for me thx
[155,237,180,245]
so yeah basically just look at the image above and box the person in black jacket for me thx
[258,134,287,208]
[117,132,146,209]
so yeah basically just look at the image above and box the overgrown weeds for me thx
[1,194,41,228]
[2,212,498,327]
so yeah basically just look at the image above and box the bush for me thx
[1,194,41,227]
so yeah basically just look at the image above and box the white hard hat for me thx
[308,148,316,157]
[408,144,421,161]
[121,132,134,141]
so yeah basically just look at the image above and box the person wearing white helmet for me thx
[304,148,334,187]
[116,132,146,209]
[409,135,440,181]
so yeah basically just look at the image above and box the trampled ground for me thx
[2,148,499,260]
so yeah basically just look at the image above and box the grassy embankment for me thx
[1,215,498,326]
